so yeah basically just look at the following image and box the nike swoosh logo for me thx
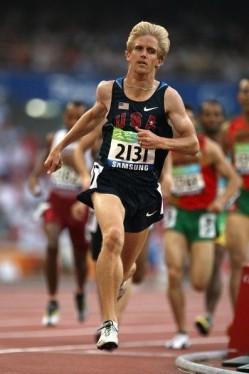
[146,211,158,217]
[144,106,159,112]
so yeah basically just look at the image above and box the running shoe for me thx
[74,293,88,322]
[165,333,190,349]
[194,314,212,336]
[117,281,127,301]
[96,320,118,351]
[41,300,60,327]
[94,330,101,343]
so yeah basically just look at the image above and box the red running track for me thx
[0,269,234,374]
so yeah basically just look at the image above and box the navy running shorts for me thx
[77,163,163,233]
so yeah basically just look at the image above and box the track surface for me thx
[0,270,234,374]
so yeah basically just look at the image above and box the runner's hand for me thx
[44,148,63,174]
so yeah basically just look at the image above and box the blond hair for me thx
[126,21,170,60]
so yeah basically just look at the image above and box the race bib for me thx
[164,206,178,228]
[234,143,249,174]
[50,165,81,191]
[171,163,205,195]
[199,213,216,239]
[107,128,155,171]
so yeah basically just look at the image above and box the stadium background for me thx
[0,0,248,279]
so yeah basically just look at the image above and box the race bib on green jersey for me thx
[107,128,155,171]
[171,163,205,195]
[234,143,249,174]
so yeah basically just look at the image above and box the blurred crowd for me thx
[0,109,47,252]
[0,1,248,268]
[0,1,248,80]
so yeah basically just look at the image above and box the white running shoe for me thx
[165,333,190,349]
[97,320,118,351]
[41,300,60,327]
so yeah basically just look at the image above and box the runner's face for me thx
[199,104,225,133]
[126,35,162,74]
[63,105,86,130]
[238,79,249,114]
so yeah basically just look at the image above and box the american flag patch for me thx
[118,102,129,110]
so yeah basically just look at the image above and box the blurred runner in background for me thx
[28,101,90,326]
[163,104,241,349]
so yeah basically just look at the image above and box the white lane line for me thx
[0,337,228,355]
[0,325,230,340]
[83,350,176,358]
[0,324,177,339]
[0,345,93,354]
[114,336,229,347]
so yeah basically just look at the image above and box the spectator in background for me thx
[0,110,41,243]
[27,101,89,326]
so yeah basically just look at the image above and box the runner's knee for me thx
[102,227,124,254]
[191,278,207,292]
[167,267,182,288]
